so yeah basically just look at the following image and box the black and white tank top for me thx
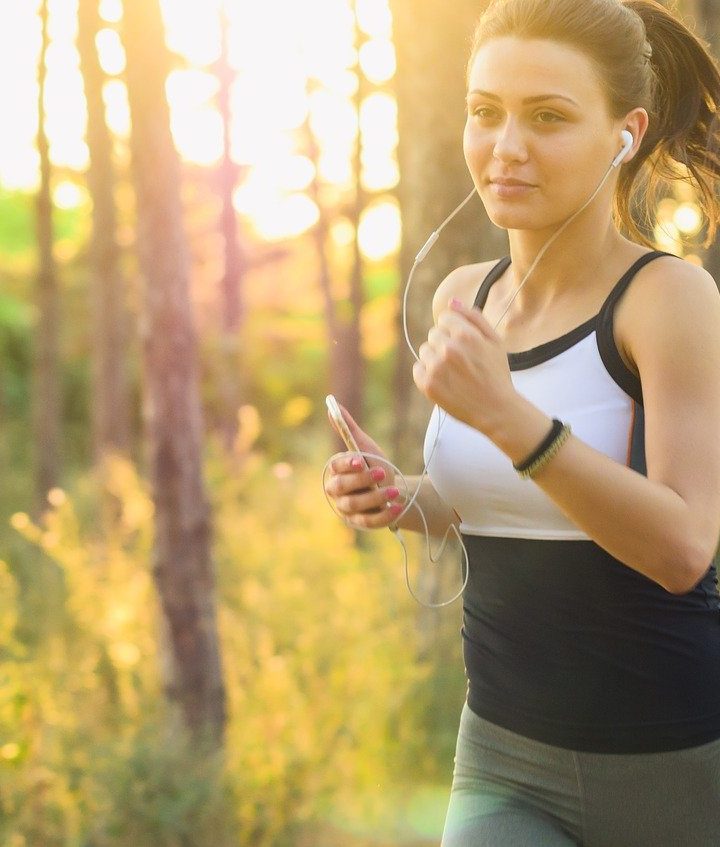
[423,251,720,754]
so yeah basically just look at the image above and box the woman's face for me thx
[464,37,624,232]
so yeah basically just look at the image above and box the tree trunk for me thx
[338,1,369,428]
[121,0,226,741]
[215,8,247,451]
[77,0,130,462]
[389,0,506,470]
[34,0,61,510]
[302,85,364,450]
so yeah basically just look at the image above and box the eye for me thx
[535,110,564,124]
[469,105,500,121]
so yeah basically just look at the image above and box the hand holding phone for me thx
[324,395,403,529]
[326,394,366,462]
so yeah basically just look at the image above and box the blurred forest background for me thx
[1,0,718,844]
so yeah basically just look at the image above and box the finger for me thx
[427,325,451,350]
[413,359,428,392]
[448,297,501,340]
[436,308,481,341]
[336,485,402,517]
[418,340,441,366]
[328,452,364,475]
[349,499,406,530]
[327,464,388,498]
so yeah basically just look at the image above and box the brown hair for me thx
[468,0,720,246]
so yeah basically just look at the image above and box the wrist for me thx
[483,395,554,466]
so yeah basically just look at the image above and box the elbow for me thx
[660,538,716,596]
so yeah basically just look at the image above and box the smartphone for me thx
[326,394,398,527]
[325,394,364,456]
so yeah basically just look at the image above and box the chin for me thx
[483,204,536,231]
[481,195,562,233]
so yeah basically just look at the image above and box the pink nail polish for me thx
[351,458,363,469]
[386,486,400,499]
[371,467,386,482]
[390,503,404,515]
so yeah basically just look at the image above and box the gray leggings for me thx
[442,704,720,847]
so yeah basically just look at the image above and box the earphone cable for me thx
[325,145,626,607]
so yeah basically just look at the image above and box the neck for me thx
[506,204,624,308]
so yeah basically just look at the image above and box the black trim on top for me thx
[507,318,597,370]
[596,251,672,406]
[473,256,511,310]
[473,257,597,369]
[472,251,674,384]
[629,401,647,475]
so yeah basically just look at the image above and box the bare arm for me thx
[415,257,720,594]
[394,474,460,537]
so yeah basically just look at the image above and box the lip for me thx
[487,177,537,198]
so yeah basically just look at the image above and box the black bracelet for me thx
[513,418,565,473]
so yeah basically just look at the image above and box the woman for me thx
[324,0,720,843]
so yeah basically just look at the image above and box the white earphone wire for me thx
[325,135,631,607]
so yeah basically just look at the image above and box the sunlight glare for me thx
[0,1,40,189]
[309,90,358,146]
[170,108,223,166]
[159,0,221,66]
[167,70,223,164]
[361,155,399,192]
[359,39,396,85]
[360,93,398,146]
[358,199,401,260]
[99,0,123,24]
[96,28,126,76]
[250,193,320,242]
[276,156,316,192]
[2,0,401,241]
[48,0,78,41]
[102,79,130,137]
[231,72,308,138]
[44,9,89,171]
[167,69,219,109]
[318,151,353,187]
[53,180,87,209]
[300,1,356,86]
[355,0,393,39]
[331,217,356,247]
[0,150,40,192]
[674,202,702,236]
[654,221,682,255]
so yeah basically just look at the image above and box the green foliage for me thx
[0,430,455,844]
[0,188,86,258]
[0,293,32,417]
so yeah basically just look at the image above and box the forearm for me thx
[489,397,716,594]
[395,475,460,537]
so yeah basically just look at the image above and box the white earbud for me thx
[612,130,634,168]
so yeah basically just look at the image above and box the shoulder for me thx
[616,253,720,375]
[432,260,502,323]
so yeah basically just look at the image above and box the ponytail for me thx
[619,0,720,246]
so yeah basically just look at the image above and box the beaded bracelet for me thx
[513,418,572,480]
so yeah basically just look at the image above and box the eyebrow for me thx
[466,89,579,107]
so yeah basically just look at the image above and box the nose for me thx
[493,120,529,164]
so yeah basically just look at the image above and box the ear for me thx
[619,108,650,163]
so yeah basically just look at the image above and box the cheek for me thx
[463,123,488,166]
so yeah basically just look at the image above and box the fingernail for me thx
[351,458,363,469]
[370,467,386,482]
[450,297,463,309]
[386,486,400,499]
[390,503,404,516]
